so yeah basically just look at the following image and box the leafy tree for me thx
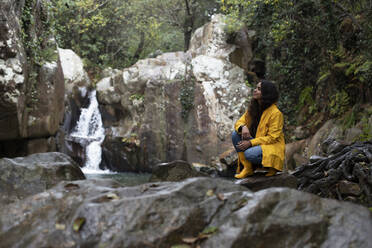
[221,0,372,130]
[50,0,220,76]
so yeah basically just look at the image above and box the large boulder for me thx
[97,14,252,171]
[58,48,91,96]
[149,160,208,182]
[0,0,64,157]
[0,177,371,247]
[236,172,298,191]
[0,152,85,205]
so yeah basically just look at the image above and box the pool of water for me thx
[84,172,152,187]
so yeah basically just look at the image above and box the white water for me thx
[70,90,110,174]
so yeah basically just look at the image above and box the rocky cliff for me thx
[97,15,253,171]
[0,0,64,157]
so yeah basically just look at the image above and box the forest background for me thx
[47,0,372,141]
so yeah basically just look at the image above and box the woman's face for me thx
[253,82,262,100]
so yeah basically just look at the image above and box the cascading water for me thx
[70,89,108,174]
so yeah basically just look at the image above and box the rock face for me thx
[0,177,371,248]
[97,14,252,171]
[0,0,64,157]
[0,152,85,205]
[58,48,91,96]
[237,172,298,191]
[285,105,372,170]
[149,160,208,182]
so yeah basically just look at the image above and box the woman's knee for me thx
[231,131,240,143]
[244,146,262,164]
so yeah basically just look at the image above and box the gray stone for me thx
[294,125,310,140]
[219,147,237,166]
[338,180,362,196]
[0,152,85,205]
[237,173,298,191]
[58,48,91,96]
[0,0,64,143]
[0,178,371,248]
[149,160,208,182]
[285,139,308,170]
[322,138,347,155]
[293,153,309,167]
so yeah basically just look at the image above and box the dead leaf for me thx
[73,217,86,232]
[206,189,214,197]
[217,193,225,201]
[64,183,80,191]
[182,237,198,244]
[55,223,66,230]
[141,185,150,192]
[197,233,211,240]
[106,193,119,200]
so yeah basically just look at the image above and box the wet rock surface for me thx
[294,141,372,207]
[0,152,85,205]
[0,177,371,248]
[150,160,208,182]
[236,172,298,191]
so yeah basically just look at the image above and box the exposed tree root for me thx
[294,141,372,207]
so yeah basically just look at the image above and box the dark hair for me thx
[246,80,279,137]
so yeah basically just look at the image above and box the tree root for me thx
[294,141,372,207]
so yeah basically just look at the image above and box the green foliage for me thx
[357,116,372,142]
[129,94,144,101]
[20,0,59,109]
[222,0,372,126]
[342,108,358,130]
[179,66,195,121]
[201,226,218,235]
[51,0,220,75]
[297,86,314,112]
[329,90,349,117]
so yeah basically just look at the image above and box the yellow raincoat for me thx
[234,104,285,171]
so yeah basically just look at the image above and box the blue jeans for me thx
[231,131,262,165]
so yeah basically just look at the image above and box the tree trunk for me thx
[183,0,194,51]
[132,31,145,63]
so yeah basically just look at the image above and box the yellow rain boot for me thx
[236,156,241,174]
[235,152,253,179]
[265,167,277,177]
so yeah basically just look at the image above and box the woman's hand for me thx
[241,126,251,140]
[237,140,252,151]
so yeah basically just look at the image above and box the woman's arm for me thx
[250,111,283,146]
[234,111,248,133]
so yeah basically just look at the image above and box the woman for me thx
[232,80,285,179]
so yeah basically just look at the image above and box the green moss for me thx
[20,0,59,110]
[357,116,372,141]
[129,93,144,101]
[179,77,195,121]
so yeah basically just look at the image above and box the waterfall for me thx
[70,89,108,174]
